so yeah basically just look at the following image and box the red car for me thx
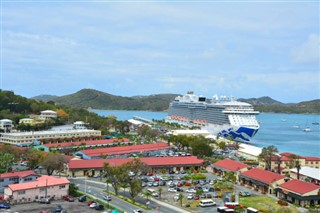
[87,201,96,206]
[194,195,199,200]
[63,195,74,202]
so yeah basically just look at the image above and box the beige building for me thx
[0,129,101,145]
[4,175,69,204]
[276,179,320,207]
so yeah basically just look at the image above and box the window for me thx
[18,191,26,195]
[59,185,66,189]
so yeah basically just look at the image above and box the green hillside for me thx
[51,89,179,111]
[31,89,320,114]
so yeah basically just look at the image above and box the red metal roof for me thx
[80,143,170,157]
[44,138,130,148]
[279,179,320,195]
[68,156,203,169]
[0,170,37,179]
[8,175,69,191]
[303,156,320,161]
[213,159,248,171]
[241,168,285,184]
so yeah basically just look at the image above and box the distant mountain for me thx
[31,94,58,102]
[44,89,179,111]
[32,89,319,114]
[237,96,283,105]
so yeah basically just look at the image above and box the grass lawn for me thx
[239,196,297,213]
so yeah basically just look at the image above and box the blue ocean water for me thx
[90,110,320,157]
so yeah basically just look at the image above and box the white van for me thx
[147,188,158,197]
[199,199,216,207]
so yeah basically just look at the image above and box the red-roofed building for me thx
[239,168,286,194]
[67,156,204,177]
[276,179,320,206]
[34,138,133,152]
[212,159,248,179]
[74,143,171,159]
[0,170,39,193]
[259,152,320,175]
[4,175,69,204]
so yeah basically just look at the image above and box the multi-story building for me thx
[39,110,57,120]
[0,119,14,133]
[0,170,39,193]
[4,175,69,204]
[0,129,101,145]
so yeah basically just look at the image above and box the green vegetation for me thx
[239,196,297,213]
[0,89,131,135]
[33,89,320,114]
[35,88,179,111]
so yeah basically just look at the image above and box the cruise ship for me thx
[166,92,260,142]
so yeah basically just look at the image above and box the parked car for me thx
[168,188,177,192]
[133,209,143,213]
[239,191,251,196]
[88,201,96,206]
[89,202,98,208]
[63,196,74,202]
[103,195,112,201]
[187,194,194,200]
[186,188,196,193]
[95,204,104,210]
[177,187,184,192]
[55,204,63,212]
[78,195,86,202]
[38,198,51,204]
[0,203,10,209]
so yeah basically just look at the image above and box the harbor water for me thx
[90,109,320,157]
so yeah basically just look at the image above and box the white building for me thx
[0,129,101,145]
[237,143,262,160]
[73,121,87,130]
[171,129,211,137]
[0,119,14,132]
[39,110,57,119]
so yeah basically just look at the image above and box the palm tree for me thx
[158,187,163,200]
[142,190,152,201]
[178,193,184,207]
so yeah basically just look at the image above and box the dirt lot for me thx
[1,200,108,213]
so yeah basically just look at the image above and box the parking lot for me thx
[1,199,109,213]
[139,172,237,212]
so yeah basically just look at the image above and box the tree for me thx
[178,193,184,207]
[191,141,212,157]
[258,145,278,171]
[158,187,163,200]
[122,159,150,202]
[142,190,152,201]
[41,153,67,175]
[0,153,15,173]
[23,148,43,170]
[103,162,126,195]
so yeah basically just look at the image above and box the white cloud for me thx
[291,34,320,64]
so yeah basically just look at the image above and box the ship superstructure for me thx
[166,92,260,142]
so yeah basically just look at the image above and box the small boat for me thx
[303,127,312,132]
[312,122,319,125]
[292,125,300,129]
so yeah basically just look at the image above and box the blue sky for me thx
[1,1,319,103]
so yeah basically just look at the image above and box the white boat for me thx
[166,92,260,142]
[303,127,312,132]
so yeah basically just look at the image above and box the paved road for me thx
[70,178,188,213]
